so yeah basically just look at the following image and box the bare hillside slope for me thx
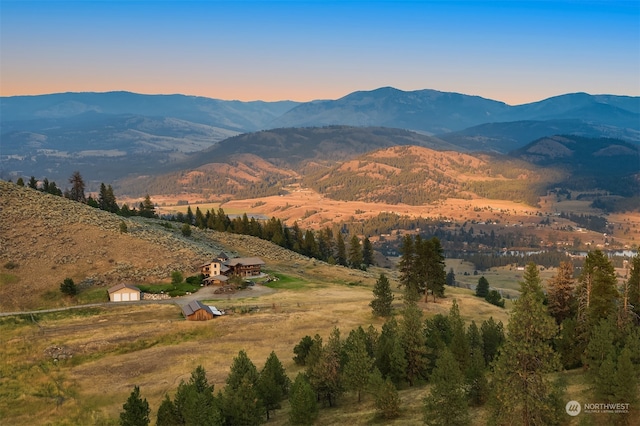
[0,181,310,311]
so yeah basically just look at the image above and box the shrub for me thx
[60,278,78,296]
[3,261,18,270]
[171,271,183,284]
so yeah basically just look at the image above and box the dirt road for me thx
[0,284,276,316]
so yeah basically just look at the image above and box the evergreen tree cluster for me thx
[169,206,375,269]
[126,351,290,426]
[398,234,447,302]
[292,301,507,422]
[474,276,505,308]
[15,175,63,196]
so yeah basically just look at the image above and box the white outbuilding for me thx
[108,283,141,302]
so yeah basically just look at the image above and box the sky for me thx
[1,1,639,105]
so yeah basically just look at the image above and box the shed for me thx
[182,300,215,321]
[108,283,141,302]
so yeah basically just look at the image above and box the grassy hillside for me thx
[304,145,560,206]
[0,179,520,425]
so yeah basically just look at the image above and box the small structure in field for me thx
[182,300,215,321]
[108,283,141,302]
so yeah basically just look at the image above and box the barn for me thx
[182,300,215,321]
[108,283,141,302]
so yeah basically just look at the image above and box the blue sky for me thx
[1,1,639,104]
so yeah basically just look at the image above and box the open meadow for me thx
[0,256,519,425]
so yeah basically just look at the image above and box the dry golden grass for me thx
[0,262,512,425]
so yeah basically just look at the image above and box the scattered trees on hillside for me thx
[117,251,640,425]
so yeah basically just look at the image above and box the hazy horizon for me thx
[2,1,639,105]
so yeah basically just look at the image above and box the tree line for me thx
[11,172,157,218]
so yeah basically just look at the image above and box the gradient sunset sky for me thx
[1,1,638,105]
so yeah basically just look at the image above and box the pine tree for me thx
[446,267,456,286]
[60,278,78,296]
[308,327,343,407]
[475,276,490,298]
[489,263,562,426]
[226,350,259,391]
[583,317,617,379]
[398,234,418,299]
[139,194,156,218]
[156,394,179,426]
[466,320,488,406]
[98,183,119,213]
[546,261,575,325]
[613,348,638,426]
[485,289,505,308]
[448,300,470,373]
[28,176,38,189]
[362,237,374,267]
[288,373,318,425]
[626,254,640,323]
[195,207,206,229]
[375,318,407,387]
[423,349,470,426]
[336,232,347,266]
[577,250,619,327]
[186,206,194,225]
[343,328,374,402]
[400,299,428,386]
[221,376,263,426]
[424,237,447,302]
[67,171,85,202]
[369,370,400,420]
[292,335,314,366]
[256,351,290,420]
[348,235,363,269]
[119,385,150,426]
[370,273,394,317]
[173,365,220,425]
[480,316,504,366]
[424,314,452,374]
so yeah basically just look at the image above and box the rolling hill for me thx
[114,126,457,197]
[511,135,640,197]
[437,119,640,153]
[302,145,557,206]
[2,88,638,187]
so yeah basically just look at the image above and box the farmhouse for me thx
[182,300,215,321]
[200,252,265,284]
[108,283,141,302]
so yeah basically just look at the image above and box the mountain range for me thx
[1,87,638,202]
